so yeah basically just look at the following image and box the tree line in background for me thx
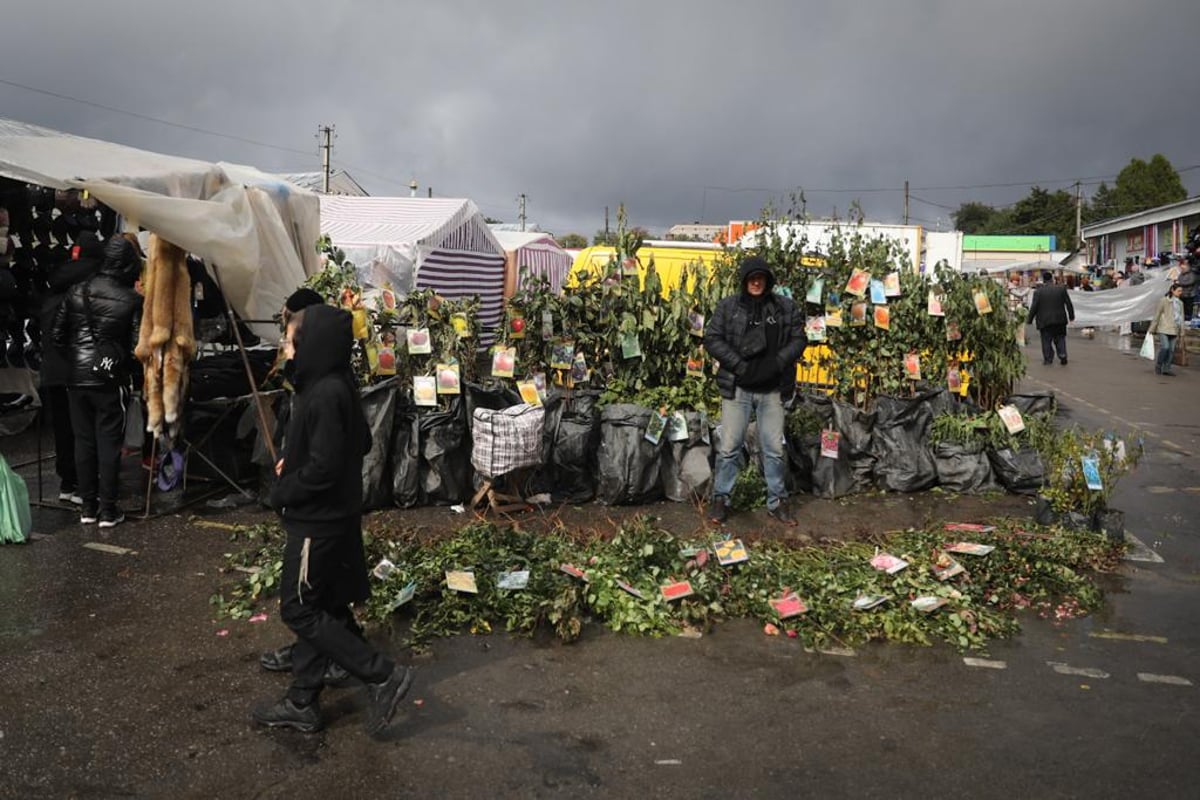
[951,155,1189,251]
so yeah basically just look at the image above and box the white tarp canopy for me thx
[320,196,507,335]
[491,229,573,295]
[1065,270,1174,326]
[0,118,320,324]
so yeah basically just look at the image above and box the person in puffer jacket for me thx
[50,235,142,528]
[703,255,806,527]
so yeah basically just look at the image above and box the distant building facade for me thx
[1082,196,1200,266]
[666,223,724,241]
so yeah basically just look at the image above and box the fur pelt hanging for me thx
[135,235,195,442]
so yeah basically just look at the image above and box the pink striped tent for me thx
[491,230,573,297]
[320,196,507,337]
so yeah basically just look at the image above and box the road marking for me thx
[82,542,137,555]
[963,657,1007,670]
[1183,487,1200,495]
[1088,632,1168,644]
[1137,673,1193,686]
[804,646,856,658]
[1146,486,1176,494]
[1123,532,1165,564]
[1047,661,1110,679]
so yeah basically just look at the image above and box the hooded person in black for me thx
[703,256,806,526]
[38,231,104,502]
[254,304,413,736]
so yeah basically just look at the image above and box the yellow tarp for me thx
[567,245,726,296]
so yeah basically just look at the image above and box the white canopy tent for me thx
[320,196,507,336]
[0,118,320,325]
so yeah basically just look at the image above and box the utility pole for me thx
[317,125,335,194]
[903,179,909,225]
[518,193,527,232]
[427,187,432,198]
[1074,181,1083,250]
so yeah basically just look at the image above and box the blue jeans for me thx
[1156,333,1177,373]
[713,387,788,510]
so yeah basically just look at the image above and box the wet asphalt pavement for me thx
[0,329,1197,799]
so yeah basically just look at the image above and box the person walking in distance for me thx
[253,304,413,735]
[703,255,805,526]
[1147,283,1186,376]
[1027,271,1075,366]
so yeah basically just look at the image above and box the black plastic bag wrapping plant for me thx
[597,403,665,505]
[391,405,422,508]
[464,380,521,423]
[1004,392,1057,416]
[661,411,712,502]
[786,394,833,495]
[360,379,398,510]
[832,399,877,493]
[542,390,602,503]
[872,395,938,493]
[420,398,473,505]
[933,441,997,493]
[987,447,1045,495]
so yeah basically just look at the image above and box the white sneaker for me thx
[98,512,126,529]
[59,492,83,505]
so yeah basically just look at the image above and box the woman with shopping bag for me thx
[1147,283,1185,376]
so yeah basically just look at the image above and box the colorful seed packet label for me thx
[973,290,993,315]
[666,411,689,442]
[945,320,962,341]
[845,268,870,298]
[616,579,645,599]
[911,596,947,613]
[532,371,547,398]
[570,351,589,383]
[380,288,397,310]
[491,346,516,378]
[541,309,554,341]
[621,332,642,359]
[806,278,824,305]
[1082,455,1103,491]
[904,352,921,381]
[714,538,749,566]
[550,340,575,370]
[413,375,437,406]
[376,346,397,376]
[770,592,807,618]
[824,308,844,328]
[687,311,705,338]
[883,271,901,297]
[869,552,908,574]
[645,409,668,445]
[508,313,526,339]
[805,315,827,342]
[406,327,432,354]
[820,429,840,459]
[445,570,478,593]
[436,362,461,394]
[927,291,945,316]
[946,542,995,556]
[944,523,996,533]
[997,404,1025,434]
[873,305,890,330]
[686,352,705,378]
[660,580,695,601]
[869,280,888,305]
[451,312,471,338]
[853,594,888,611]
[389,581,417,610]
[497,570,530,590]
[932,554,966,581]
[559,563,589,582]
[850,302,868,326]
[517,380,543,407]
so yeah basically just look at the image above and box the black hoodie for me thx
[269,304,370,533]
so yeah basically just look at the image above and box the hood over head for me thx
[99,234,142,285]
[290,303,354,390]
[738,255,776,293]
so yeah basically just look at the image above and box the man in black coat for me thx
[50,235,142,527]
[703,256,806,526]
[1027,271,1075,366]
[38,232,104,503]
[253,304,413,736]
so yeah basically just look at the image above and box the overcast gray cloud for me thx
[2,0,1197,238]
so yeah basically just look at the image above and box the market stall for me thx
[491,229,572,297]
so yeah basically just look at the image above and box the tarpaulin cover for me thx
[361,379,398,510]
[418,399,473,505]
[987,447,1044,495]
[531,390,601,503]
[1054,271,1173,326]
[872,395,937,493]
[391,406,422,508]
[786,394,834,495]
[661,411,712,502]
[597,404,665,505]
[832,399,877,493]
[933,441,997,493]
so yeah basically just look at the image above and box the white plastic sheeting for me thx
[0,118,320,324]
[1060,272,1174,327]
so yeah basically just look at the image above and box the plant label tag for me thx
[660,581,694,601]
[508,313,526,339]
[770,592,807,618]
[927,291,945,316]
[845,268,870,298]
[570,351,589,383]
[1082,455,1103,491]
[498,570,530,590]
[946,320,962,341]
[559,563,589,582]
[820,429,840,459]
[853,594,888,611]
[667,411,689,442]
[541,310,554,340]
[932,555,966,581]
[406,327,432,355]
[911,596,947,613]
[645,410,668,445]
[617,579,645,599]
[413,375,437,406]
[517,380,543,407]
[883,271,901,297]
[805,315,827,342]
[850,302,868,326]
[944,523,996,533]
[973,290,993,315]
[686,352,705,378]
[372,558,396,581]
[550,340,575,371]
[869,552,908,574]
[687,311,705,338]
[714,538,749,566]
[997,404,1025,434]
[869,279,888,305]
[445,570,478,594]
[436,362,461,395]
[946,542,995,556]
[621,332,642,359]
[947,366,962,392]
[806,278,824,305]
[491,346,516,378]
[873,305,890,330]
[904,352,921,381]
[389,581,417,610]
[824,308,843,328]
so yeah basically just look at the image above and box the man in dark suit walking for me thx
[1027,271,1075,366]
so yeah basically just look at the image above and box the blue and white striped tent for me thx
[320,196,507,338]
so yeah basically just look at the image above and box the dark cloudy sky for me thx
[2,1,1197,238]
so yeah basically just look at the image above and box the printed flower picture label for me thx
[570,351,589,383]
[904,352,921,381]
[644,409,668,445]
[541,310,554,341]
[686,352,705,378]
[445,570,478,594]
[826,290,841,309]
[621,332,642,359]
[406,327,432,355]
[850,302,868,327]
[911,596,947,613]
[687,311,705,338]
[497,570,530,590]
[714,538,749,566]
[769,591,807,619]
[806,278,824,305]
[413,375,437,406]
[869,279,888,305]
[927,291,945,316]
[660,580,695,601]
[805,315,827,342]
[883,271,901,297]
[509,314,526,339]
[617,579,645,599]
[973,290,993,315]
[853,594,888,611]
[845,268,870,298]
[945,320,962,342]
[436,362,461,395]
[380,288,397,310]
[376,346,397,376]
[997,404,1025,434]
[533,371,548,397]
[825,308,844,328]
[946,542,995,556]
[451,312,471,338]
[550,340,575,370]
[666,411,689,442]
[947,366,962,392]
[944,523,996,533]
[559,563,589,582]
[517,380,542,407]
[873,305,890,331]
[491,346,516,378]
[820,429,840,459]
[932,554,966,581]
[869,552,908,574]
[1082,455,1103,491]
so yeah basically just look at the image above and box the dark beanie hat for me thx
[285,287,325,312]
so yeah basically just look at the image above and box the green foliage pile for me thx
[212,515,1122,652]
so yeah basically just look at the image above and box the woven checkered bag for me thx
[471,403,546,479]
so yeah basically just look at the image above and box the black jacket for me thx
[50,236,142,388]
[39,233,103,387]
[704,260,806,400]
[1026,283,1075,329]
[269,304,370,533]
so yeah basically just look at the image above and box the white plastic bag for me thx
[1139,334,1155,361]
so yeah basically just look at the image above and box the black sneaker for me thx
[1059,358,1068,365]
[708,497,728,525]
[252,698,323,733]
[98,510,125,529]
[767,502,798,526]
[80,507,99,525]
[364,665,414,736]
